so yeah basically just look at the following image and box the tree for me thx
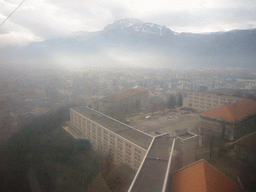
[167,95,176,109]
[160,101,167,115]
[150,103,157,114]
[177,94,183,107]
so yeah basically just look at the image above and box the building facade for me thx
[64,106,152,170]
[94,87,149,115]
[200,99,256,145]
[183,91,243,112]
[64,106,199,174]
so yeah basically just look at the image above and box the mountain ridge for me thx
[0,18,255,69]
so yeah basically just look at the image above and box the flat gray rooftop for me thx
[130,134,175,192]
[178,132,195,139]
[72,107,153,150]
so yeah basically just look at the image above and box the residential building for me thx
[200,99,256,144]
[94,87,149,115]
[128,132,198,192]
[64,106,198,180]
[183,91,243,112]
[63,105,245,192]
[64,106,152,170]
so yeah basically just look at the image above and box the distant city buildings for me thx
[94,87,149,115]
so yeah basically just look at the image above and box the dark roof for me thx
[99,87,148,102]
[72,107,153,150]
[200,99,256,122]
[130,134,174,192]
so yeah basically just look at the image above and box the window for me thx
[118,144,123,151]
[125,156,131,164]
[78,116,81,124]
[83,119,86,126]
[126,143,131,148]
[110,140,115,145]
[135,148,141,154]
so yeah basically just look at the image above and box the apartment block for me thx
[94,87,149,115]
[64,106,199,191]
[184,91,243,111]
[64,106,152,170]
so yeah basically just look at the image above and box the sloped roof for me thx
[170,159,240,192]
[99,87,148,102]
[200,99,256,122]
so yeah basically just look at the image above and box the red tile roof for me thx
[200,99,256,122]
[170,159,240,192]
[99,87,148,102]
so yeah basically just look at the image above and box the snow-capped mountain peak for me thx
[104,18,173,37]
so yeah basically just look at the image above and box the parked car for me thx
[146,115,151,119]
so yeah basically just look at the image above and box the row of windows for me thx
[71,111,144,168]
[187,93,238,102]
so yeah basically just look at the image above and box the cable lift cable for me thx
[0,0,27,27]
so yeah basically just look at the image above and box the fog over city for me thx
[0,1,256,192]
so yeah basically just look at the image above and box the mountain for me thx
[1,18,256,70]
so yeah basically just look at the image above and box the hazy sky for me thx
[0,0,256,47]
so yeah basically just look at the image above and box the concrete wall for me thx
[175,133,199,167]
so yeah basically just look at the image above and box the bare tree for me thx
[167,95,176,109]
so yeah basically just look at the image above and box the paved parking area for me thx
[128,109,201,136]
